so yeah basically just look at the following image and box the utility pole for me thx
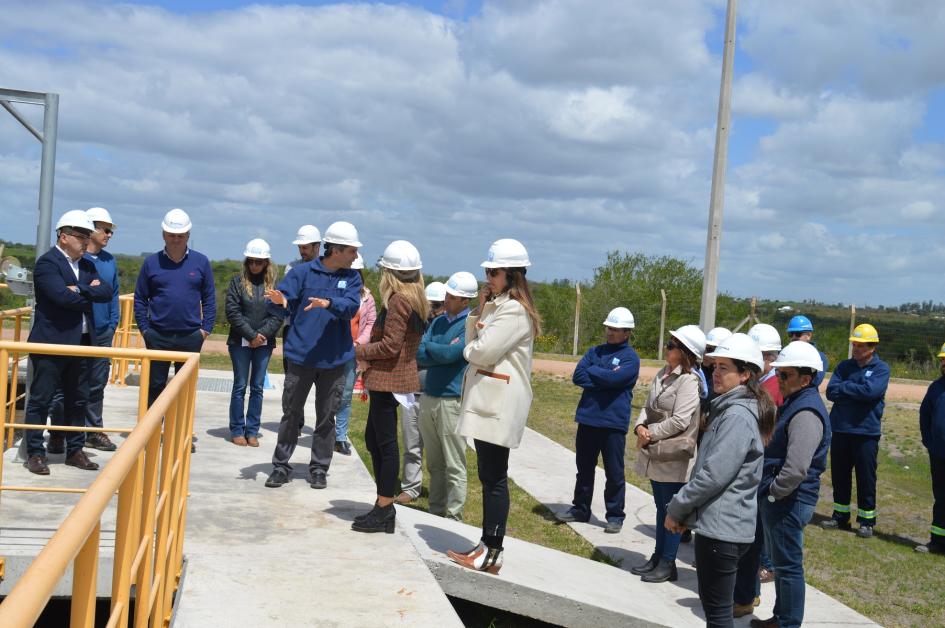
[699,0,737,331]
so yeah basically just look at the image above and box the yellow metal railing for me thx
[0,306,31,446]
[110,294,144,387]
[0,341,198,628]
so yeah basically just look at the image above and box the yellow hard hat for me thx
[937,342,945,359]
[849,323,879,344]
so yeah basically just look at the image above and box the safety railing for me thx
[0,307,31,446]
[0,341,198,628]
[110,294,144,387]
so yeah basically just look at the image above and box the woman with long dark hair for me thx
[352,241,428,533]
[665,333,776,627]
[225,239,283,446]
[447,239,541,574]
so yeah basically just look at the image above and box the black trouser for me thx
[272,360,346,473]
[142,328,205,407]
[572,424,626,522]
[733,500,764,605]
[364,391,400,497]
[931,455,945,547]
[829,432,879,526]
[25,336,91,458]
[695,535,750,628]
[282,326,305,430]
[475,439,510,550]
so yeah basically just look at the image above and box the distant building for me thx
[778,305,794,313]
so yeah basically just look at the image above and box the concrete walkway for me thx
[505,427,879,627]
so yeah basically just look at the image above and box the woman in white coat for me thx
[447,239,541,574]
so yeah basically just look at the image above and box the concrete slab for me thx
[505,427,879,627]
[1,371,461,628]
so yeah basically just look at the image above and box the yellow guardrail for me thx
[0,306,31,446]
[0,341,198,628]
[111,294,144,387]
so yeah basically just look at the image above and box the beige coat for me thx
[457,293,534,449]
[633,365,701,483]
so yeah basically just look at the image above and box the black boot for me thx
[351,504,395,533]
[641,558,678,583]
[354,503,381,524]
[630,553,659,576]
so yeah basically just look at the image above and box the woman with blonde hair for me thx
[352,241,428,533]
[225,239,283,446]
[447,238,540,574]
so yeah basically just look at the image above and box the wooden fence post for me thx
[848,303,856,359]
[658,289,667,360]
[572,283,581,356]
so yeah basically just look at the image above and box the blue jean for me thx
[228,344,273,438]
[333,358,357,442]
[651,480,685,561]
[761,497,816,628]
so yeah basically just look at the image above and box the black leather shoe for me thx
[25,455,50,475]
[354,504,381,524]
[85,433,117,452]
[309,469,327,489]
[334,441,352,455]
[351,504,395,533]
[65,451,99,471]
[47,433,65,455]
[641,558,678,583]
[557,509,590,523]
[265,468,289,488]
[630,553,659,575]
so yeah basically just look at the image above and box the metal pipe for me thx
[35,92,58,259]
[0,101,43,142]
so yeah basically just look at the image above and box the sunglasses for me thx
[485,268,505,278]
[789,332,805,339]
[665,340,680,350]
[64,229,91,241]
[99,227,114,235]
[247,259,267,266]
[777,370,795,381]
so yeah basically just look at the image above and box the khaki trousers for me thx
[418,395,467,518]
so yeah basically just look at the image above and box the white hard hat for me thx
[669,325,707,360]
[351,253,365,270]
[243,238,271,259]
[771,341,824,372]
[56,209,96,232]
[292,224,321,245]
[86,207,115,228]
[161,208,192,234]
[706,327,732,347]
[445,271,478,298]
[481,238,531,268]
[603,307,635,329]
[749,323,783,352]
[706,332,764,370]
[379,240,422,271]
[322,221,362,247]
[425,281,447,302]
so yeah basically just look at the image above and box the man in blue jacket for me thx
[822,324,889,538]
[263,221,362,490]
[24,210,113,475]
[416,271,476,520]
[916,342,945,555]
[560,307,640,533]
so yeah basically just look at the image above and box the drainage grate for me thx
[196,377,233,393]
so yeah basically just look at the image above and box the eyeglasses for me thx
[485,268,504,278]
[665,340,680,350]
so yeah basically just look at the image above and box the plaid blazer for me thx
[356,292,422,393]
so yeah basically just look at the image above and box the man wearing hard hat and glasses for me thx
[917,342,945,555]
[134,209,217,417]
[821,324,889,538]
[23,210,113,475]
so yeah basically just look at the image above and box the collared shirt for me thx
[445,307,470,324]
[56,245,89,333]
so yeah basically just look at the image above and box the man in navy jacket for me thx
[822,323,889,538]
[560,307,640,533]
[24,211,113,475]
[917,343,945,554]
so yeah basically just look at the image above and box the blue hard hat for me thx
[786,315,814,333]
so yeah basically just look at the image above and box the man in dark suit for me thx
[23,210,114,475]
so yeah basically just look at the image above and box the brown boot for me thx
[25,455,50,475]
[232,436,248,446]
[246,436,259,447]
[734,596,761,618]
[65,451,99,471]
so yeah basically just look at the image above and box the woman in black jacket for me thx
[225,239,283,446]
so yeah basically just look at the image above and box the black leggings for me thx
[695,535,750,628]
[475,439,510,550]
[365,391,400,498]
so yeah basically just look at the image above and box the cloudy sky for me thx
[2,0,944,307]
